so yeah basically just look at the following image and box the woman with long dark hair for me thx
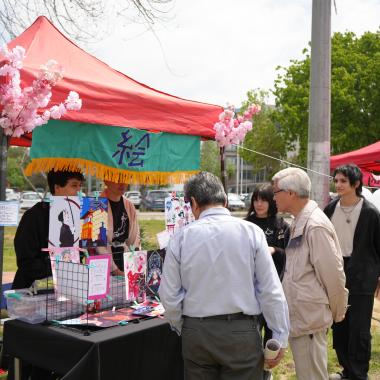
[246,183,289,380]
[246,184,289,280]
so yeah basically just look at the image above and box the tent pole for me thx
[0,129,8,299]
[220,147,227,192]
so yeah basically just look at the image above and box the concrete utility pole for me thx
[307,0,331,207]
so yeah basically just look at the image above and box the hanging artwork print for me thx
[80,197,108,248]
[165,196,194,235]
[49,196,81,248]
[123,251,147,303]
[44,247,82,292]
[146,249,166,296]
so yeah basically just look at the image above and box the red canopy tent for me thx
[3,16,223,147]
[330,141,380,187]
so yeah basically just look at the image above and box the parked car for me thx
[124,191,141,209]
[140,190,171,211]
[239,193,249,201]
[19,191,42,210]
[244,192,253,210]
[6,188,20,201]
[227,193,245,211]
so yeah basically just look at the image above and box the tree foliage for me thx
[0,0,173,43]
[6,146,29,189]
[200,140,221,178]
[273,30,380,165]
[239,89,287,180]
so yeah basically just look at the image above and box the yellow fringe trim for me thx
[24,158,199,185]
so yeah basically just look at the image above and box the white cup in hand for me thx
[264,339,281,369]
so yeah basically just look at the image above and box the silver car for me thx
[124,191,141,209]
[20,191,42,210]
[227,193,245,211]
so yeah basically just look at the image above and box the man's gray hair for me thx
[184,171,227,207]
[272,167,311,199]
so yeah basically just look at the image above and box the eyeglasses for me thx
[273,189,285,195]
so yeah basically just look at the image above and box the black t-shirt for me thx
[109,197,130,254]
[246,214,289,280]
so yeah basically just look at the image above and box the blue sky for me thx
[91,0,380,107]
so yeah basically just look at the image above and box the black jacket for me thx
[246,214,289,280]
[324,197,380,295]
[12,202,51,289]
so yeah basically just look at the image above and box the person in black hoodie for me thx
[324,164,380,380]
[12,170,84,290]
[246,183,290,380]
[246,184,289,280]
[9,170,84,380]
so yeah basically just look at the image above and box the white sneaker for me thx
[329,373,348,380]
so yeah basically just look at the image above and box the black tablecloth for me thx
[3,318,183,380]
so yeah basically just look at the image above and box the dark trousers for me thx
[182,314,263,380]
[332,294,374,380]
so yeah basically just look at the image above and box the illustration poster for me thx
[165,196,194,235]
[48,247,81,291]
[80,197,108,248]
[123,250,147,302]
[87,255,111,300]
[146,249,166,296]
[49,196,81,248]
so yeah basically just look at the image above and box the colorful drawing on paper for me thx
[59,308,141,328]
[123,250,147,303]
[49,196,81,248]
[80,197,108,248]
[165,196,194,235]
[146,249,166,297]
[48,247,81,291]
[130,299,165,317]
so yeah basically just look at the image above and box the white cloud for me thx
[91,0,380,107]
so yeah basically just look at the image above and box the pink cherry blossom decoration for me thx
[0,44,82,138]
[213,104,260,147]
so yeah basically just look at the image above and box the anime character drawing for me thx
[164,196,194,234]
[146,250,165,296]
[124,251,147,302]
[49,196,80,248]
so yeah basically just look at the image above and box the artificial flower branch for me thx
[213,104,261,147]
[0,45,82,138]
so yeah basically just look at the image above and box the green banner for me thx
[26,120,200,184]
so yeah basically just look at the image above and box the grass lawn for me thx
[2,222,380,379]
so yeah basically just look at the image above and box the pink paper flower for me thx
[213,104,260,148]
[0,44,82,137]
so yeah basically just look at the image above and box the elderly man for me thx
[159,171,290,380]
[272,167,348,380]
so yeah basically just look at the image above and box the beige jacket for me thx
[98,192,141,271]
[283,200,348,338]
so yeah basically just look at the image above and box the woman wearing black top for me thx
[246,184,289,280]
[246,184,289,380]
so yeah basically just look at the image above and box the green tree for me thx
[239,89,287,180]
[200,140,221,178]
[6,146,29,190]
[273,30,380,165]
